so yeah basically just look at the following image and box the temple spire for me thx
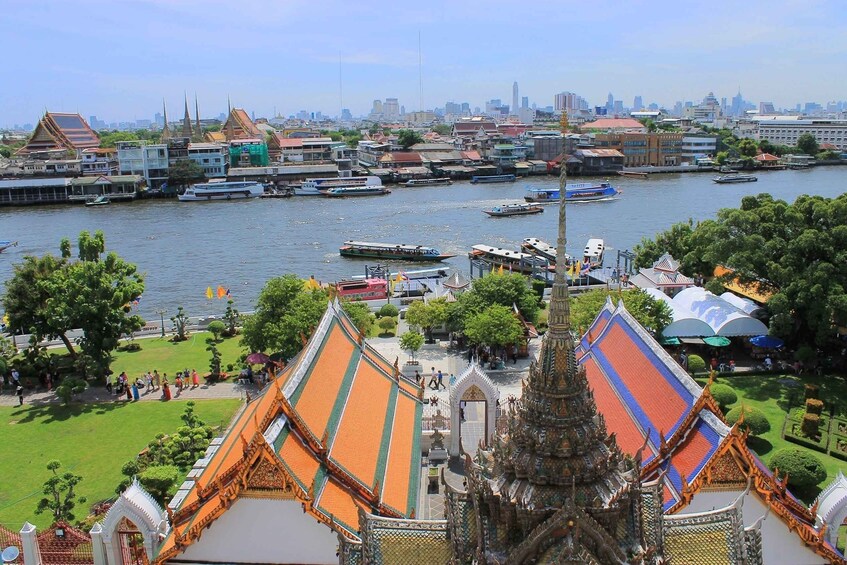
[182,93,193,139]
[194,93,201,138]
[161,99,171,141]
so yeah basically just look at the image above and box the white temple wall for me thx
[681,490,827,565]
[175,498,339,565]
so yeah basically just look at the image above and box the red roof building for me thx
[580,117,647,132]
[17,112,100,156]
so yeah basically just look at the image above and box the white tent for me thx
[720,291,767,319]
[645,288,715,337]
[673,287,768,337]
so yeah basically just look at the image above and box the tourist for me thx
[449,373,456,386]
[153,370,161,390]
[191,368,199,388]
[106,376,113,394]
[131,381,140,401]
[710,357,718,371]
[16,384,24,406]
[162,378,171,401]
[460,400,466,422]
[414,370,421,387]
[146,371,153,393]
[246,365,254,383]
[679,350,688,370]
[175,374,183,394]
[11,368,20,388]
[429,367,438,389]
[45,372,52,392]
[437,370,445,390]
[793,360,802,375]
[125,382,132,401]
[729,359,736,372]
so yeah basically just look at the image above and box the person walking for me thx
[414,370,421,387]
[145,372,153,394]
[16,384,24,406]
[428,367,438,390]
[153,370,161,391]
[437,370,445,390]
[191,369,199,388]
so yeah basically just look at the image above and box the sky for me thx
[2,0,846,126]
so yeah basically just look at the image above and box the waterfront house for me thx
[116,141,169,190]
[68,175,144,201]
[754,152,785,169]
[187,143,227,178]
[570,148,624,174]
[80,148,118,176]
[593,131,682,167]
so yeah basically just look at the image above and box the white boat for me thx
[521,237,570,264]
[712,174,757,184]
[524,182,619,203]
[583,238,605,268]
[324,185,390,197]
[404,178,453,187]
[295,175,382,196]
[178,181,264,201]
[469,244,551,274]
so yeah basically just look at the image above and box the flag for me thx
[225,288,232,299]
[205,286,213,299]
[391,271,405,293]
[497,264,504,275]
[217,285,226,299]
[132,296,141,309]
[304,276,320,290]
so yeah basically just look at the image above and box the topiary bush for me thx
[139,465,181,505]
[801,413,820,437]
[710,383,738,412]
[378,316,397,335]
[687,354,706,375]
[207,320,226,341]
[769,448,826,490]
[725,405,771,436]
[805,398,824,415]
[378,304,399,318]
[804,383,819,400]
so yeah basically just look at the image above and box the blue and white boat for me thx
[471,174,516,184]
[524,182,619,203]
[0,240,17,253]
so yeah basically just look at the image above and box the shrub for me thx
[710,383,737,412]
[801,413,820,437]
[378,316,397,334]
[207,320,226,341]
[687,354,706,375]
[55,376,88,404]
[138,465,180,505]
[804,384,819,400]
[795,345,816,364]
[769,448,826,489]
[805,398,824,415]
[379,304,399,318]
[531,279,547,301]
[725,405,771,436]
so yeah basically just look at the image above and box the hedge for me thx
[709,384,737,412]
[769,448,827,489]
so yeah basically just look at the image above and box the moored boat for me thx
[713,174,757,184]
[524,182,619,203]
[483,203,544,217]
[339,241,455,261]
[334,278,389,301]
[324,185,391,197]
[0,240,18,253]
[178,181,264,201]
[471,174,516,184]
[582,238,605,268]
[469,244,551,274]
[521,237,569,264]
[295,175,382,196]
[84,195,111,206]
[617,170,648,178]
[404,178,453,187]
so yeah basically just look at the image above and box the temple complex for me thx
[16,112,100,156]
[223,106,263,141]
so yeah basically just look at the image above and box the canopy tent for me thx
[750,335,784,349]
[720,292,767,319]
[645,288,715,337]
[673,287,769,337]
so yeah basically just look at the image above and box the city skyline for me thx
[2,0,846,126]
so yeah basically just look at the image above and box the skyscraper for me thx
[633,95,643,111]
[512,81,519,116]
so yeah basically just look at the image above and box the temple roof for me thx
[156,300,422,561]
[223,107,262,140]
[17,112,100,155]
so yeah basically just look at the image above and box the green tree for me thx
[168,159,205,187]
[240,275,328,360]
[725,405,771,436]
[464,304,523,350]
[0,145,13,158]
[462,272,540,324]
[55,376,88,404]
[341,300,374,335]
[377,316,397,335]
[639,118,657,132]
[768,448,826,490]
[405,298,449,342]
[97,130,140,148]
[758,139,775,154]
[222,300,239,336]
[399,331,424,362]
[569,289,672,335]
[378,304,399,318]
[737,139,758,158]
[397,129,424,149]
[206,338,222,376]
[687,354,706,375]
[715,151,728,165]
[35,460,86,523]
[171,306,189,341]
[207,320,225,341]
[796,133,819,155]
[431,124,452,136]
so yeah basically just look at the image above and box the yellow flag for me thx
[497,264,504,275]
[205,286,213,299]
[304,276,320,290]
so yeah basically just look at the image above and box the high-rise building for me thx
[383,98,400,120]
[633,95,643,111]
[554,92,581,112]
[512,81,519,116]
[606,92,614,111]
[521,96,529,109]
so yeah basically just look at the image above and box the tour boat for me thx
[324,185,391,197]
[295,175,382,196]
[339,241,455,262]
[524,182,619,203]
[582,238,605,268]
[712,174,757,184]
[483,203,544,217]
[404,178,453,187]
[521,237,569,264]
[471,174,516,184]
[617,170,648,178]
[0,240,18,253]
[178,181,264,201]
[334,278,389,301]
[84,195,110,207]
[469,244,551,274]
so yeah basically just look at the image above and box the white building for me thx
[681,134,718,162]
[187,143,227,178]
[755,117,847,150]
[116,141,169,189]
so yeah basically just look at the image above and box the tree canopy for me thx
[35,460,86,523]
[397,129,424,149]
[168,159,205,187]
[240,275,328,360]
[796,133,819,155]
[457,272,539,326]
[463,304,523,349]
[405,298,449,341]
[569,289,672,336]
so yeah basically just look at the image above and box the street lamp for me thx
[155,308,167,337]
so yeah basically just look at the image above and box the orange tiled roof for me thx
[580,118,646,131]
[18,112,100,155]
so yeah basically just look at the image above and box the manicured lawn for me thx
[0,399,239,530]
[110,332,246,379]
[714,373,847,502]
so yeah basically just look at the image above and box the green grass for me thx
[715,373,847,502]
[111,332,246,379]
[0,399,239,529]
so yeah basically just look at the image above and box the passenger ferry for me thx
[469,244,551,274]
[483,203,544,217]
[334,278,389,301]
[524,182,619,203]
[324,185,391,197]
[339,241,455,262]
[404,178,453,187]
[712,174,758,184]
[521,237,569,264]
[471,174,516,184]
[295,175,382,196]
[178,181,264,201]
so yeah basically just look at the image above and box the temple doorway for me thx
[117,518,147,565]
[449,363,499,457]
[459,397,487,458]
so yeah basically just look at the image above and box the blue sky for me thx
[2,0,845,126]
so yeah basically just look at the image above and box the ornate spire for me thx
[194,93,201,135]
[161,99,171,141]
[225,95,236,141]
[182,93,193,139]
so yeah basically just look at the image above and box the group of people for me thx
[414,367,451,391]
[238,365,271,387]
[107,368,200,401]
[1,368,25,406]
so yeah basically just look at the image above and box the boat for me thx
[617,170,648,178]
[339,241,455,262]
[787,162,810,170]
[404,178,453,187]
[469,244,551,274]
[521,237,569,264]
[471,174,516,184]
[712,174,757,184]
[295,175,382,196]
[524,182,619,203]
[0,240,18,253]
[178,181,264,201]
[324,186,391,197]
[84,195,110,206]
[483,203,544,217]
[334,278,389,301]
[582,238,605,268]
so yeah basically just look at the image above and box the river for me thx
[1,167,845,321]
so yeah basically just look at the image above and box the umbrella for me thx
[246,352,271,365]
[659,335,681,346]
[750,335,784,349]
[703,336,731,347]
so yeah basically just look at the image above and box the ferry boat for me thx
[471,174,516,184]
[84,195,110,207]
[404,178,453,187]
[178,181,264,201]
[295,175,382,196]
[713,174,757,184]
[469,244,551,274]
[521,237,569,264]
[339,241,455,262]
[524,182,619,203]
[583,238,605,268]
[0,240,18,253]
[483,203,544,217]
[324,185,390,197]
[334,278,389,301]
